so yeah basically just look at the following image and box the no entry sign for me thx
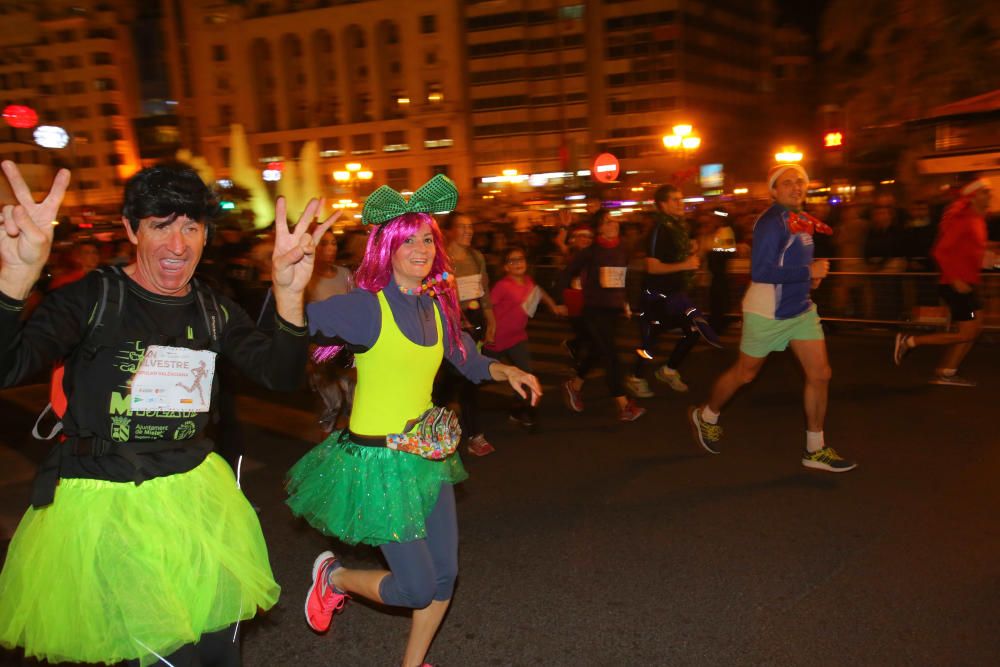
[592,153,620,183]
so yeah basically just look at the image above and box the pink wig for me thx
[315,212,466,362]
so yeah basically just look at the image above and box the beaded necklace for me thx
[398,272,452,298]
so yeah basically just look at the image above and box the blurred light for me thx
[775,146,803,162]
[51,220,59,226]
[502,168,518,177]
[682,137,701,150]
[631,187,644,192]
[663,134,682,148]
[266,161,283,171]
[333,171,350,182]
[397,96,410,105]
[33,125,69,149]
[733,187,749,195]
[357,170,373,180]
[713,210,729,217]
[216,179,234,188]
[829,196,842,205]
[880,179,895,185]
[529,174,548,187]
[165,100,178,106]
[565,194,586,200]
[3,104,38,129]
[673,124,693,137]
[220,201,236,210]
[262,169,281,182]
[346,162,361,172]
[824,132,843,148]
[427,92,444,103]
[683,197,705,203]
[577,170,591,176]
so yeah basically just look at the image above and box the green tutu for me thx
[286,431,467,546]
[0,453,278,667]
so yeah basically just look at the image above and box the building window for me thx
[218,104,233,127]
[212,44,228,62]
[387,168,409,190]
[104,128,123,141]
[56,29,76,42]
[424,127,452,149]
[216,75,230,91]
[426,82,443,105]
[107,153,124,166]
[425,49,437,66]
[59,55,82,68]
[35,59,53,72]
[383,130,409,152]
[94,77,116,91]
[320,136,343,157]
[70,106,89,119]
[420,15,437,34]
[77,156,97,168]
[99,103,120,116]
[63,81,86,94]
[258,143,282,162]
[431,164,449,178]
[559,4,584,20]
[91,52,113,66]
[351,134,374,155]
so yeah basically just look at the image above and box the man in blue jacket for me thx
[689,164,856,472]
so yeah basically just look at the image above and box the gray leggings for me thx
[377,483,458,608]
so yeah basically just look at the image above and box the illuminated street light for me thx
[333,171,350,182]
[357,170,373,180]
[33,125,69,149]
[502,168,518,178]
[662,123,701,157]
[774,146,804,163]
[346,162,362,172]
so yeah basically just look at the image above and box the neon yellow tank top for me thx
[349,290,444,436]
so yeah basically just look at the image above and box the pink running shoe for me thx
[305,551,348,632]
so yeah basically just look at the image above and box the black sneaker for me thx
[509,410,536,428]
[801,446,857,472]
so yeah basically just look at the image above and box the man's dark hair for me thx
[121,163,219,233]
[654,184,680,204]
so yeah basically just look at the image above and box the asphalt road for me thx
[1,319,998,666]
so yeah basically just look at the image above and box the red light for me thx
[3,105,39,129]
[824,132,843,148]
[266,161,284,171]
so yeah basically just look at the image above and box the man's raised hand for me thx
[0,162,71,298]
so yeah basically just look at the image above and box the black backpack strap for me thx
[192,277,226,352]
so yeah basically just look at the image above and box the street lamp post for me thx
[663,123,702,158]
[332,162,373,216]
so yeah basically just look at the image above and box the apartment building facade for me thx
[0,0,142,209]
[163,0,473,195]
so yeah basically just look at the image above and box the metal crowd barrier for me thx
[531,257,1000,332]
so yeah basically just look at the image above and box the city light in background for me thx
[0,0,995,220]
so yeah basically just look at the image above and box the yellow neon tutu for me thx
[0,453,279,666]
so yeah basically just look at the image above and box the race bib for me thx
[456,274,485,301]
[130,345,217,413]
[521,285,542,318]
[599,266,627,289]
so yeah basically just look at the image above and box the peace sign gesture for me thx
[271,197,340,318]
[0,161,72,299]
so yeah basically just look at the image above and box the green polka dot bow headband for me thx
[361,174,459,226]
